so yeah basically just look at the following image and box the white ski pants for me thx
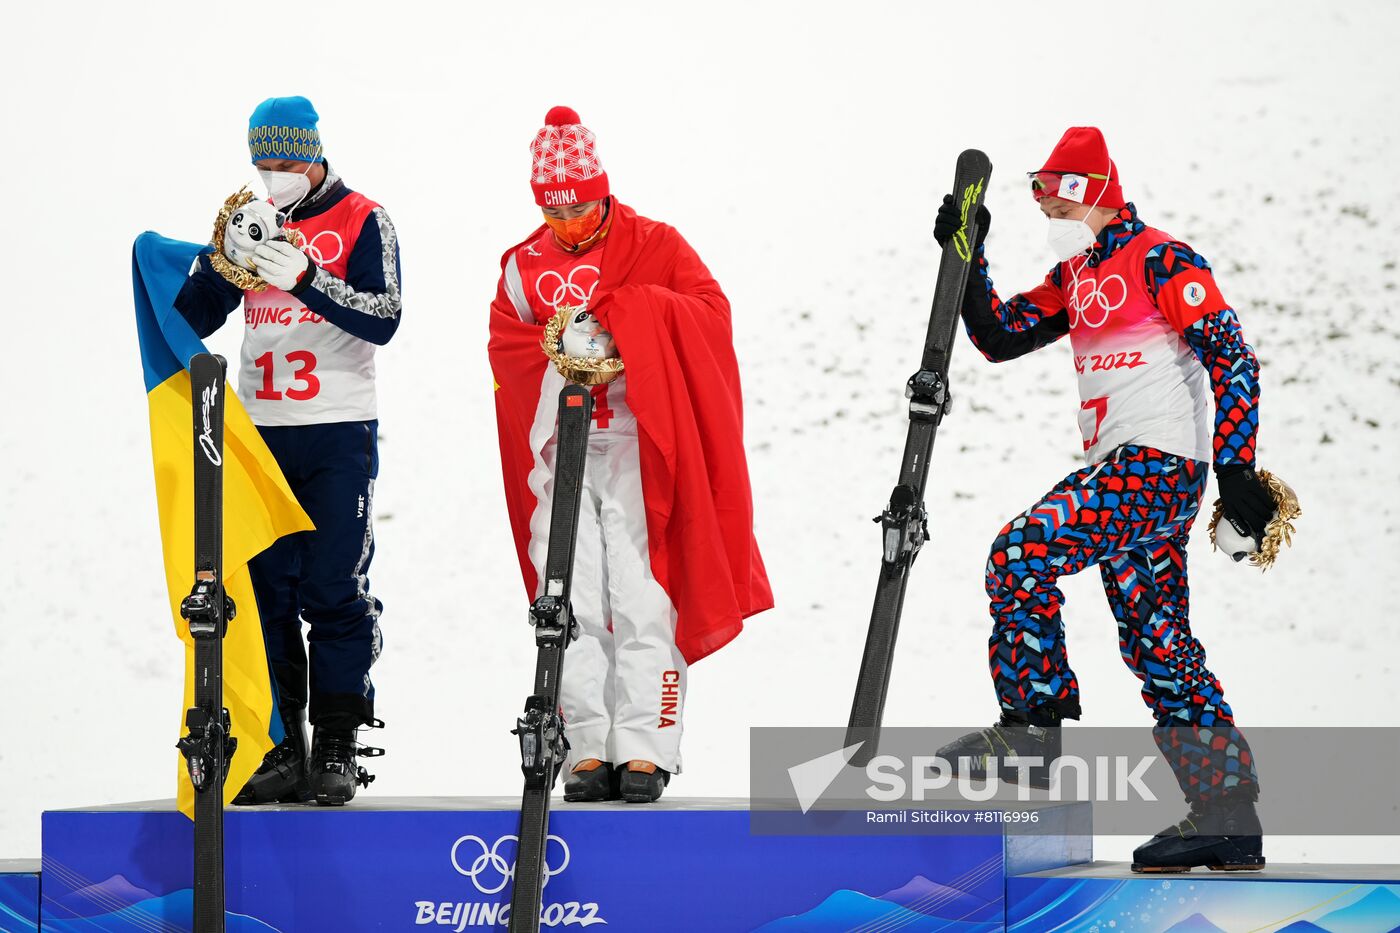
[528,429,686,773]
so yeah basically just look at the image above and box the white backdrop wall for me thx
[1,1,1396,863]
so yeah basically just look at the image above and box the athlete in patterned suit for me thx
[932,128,1274,872]
[175,97,401,806]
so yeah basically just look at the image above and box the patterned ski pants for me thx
[984,445,1257,800]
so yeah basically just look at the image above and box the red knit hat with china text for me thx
[1034,127,1125,209]
[530,106,609,207]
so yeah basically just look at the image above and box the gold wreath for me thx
[1208,469,1301,570]
[207,186,304,292]
[541,305,625,386]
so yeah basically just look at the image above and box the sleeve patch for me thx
[1159,268,1224,333]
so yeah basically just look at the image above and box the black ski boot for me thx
[564,759,619,802]
[233,707,312,805]
[309,719,384,806]
[619,760,670,803]
[1132,789,1265,873]
[934,707,1063,789]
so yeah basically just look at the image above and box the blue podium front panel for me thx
[41,797,1089,932]
[0,860,39,933]
[1008,861,1400,931]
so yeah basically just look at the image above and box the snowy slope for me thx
[1,0,1396,865]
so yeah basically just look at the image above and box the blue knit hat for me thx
[247,96,324,163]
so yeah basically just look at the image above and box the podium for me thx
[1007,861,1400,932]
[38,797,1400,930]
[41,797,1088,931]
[0,859,39,932]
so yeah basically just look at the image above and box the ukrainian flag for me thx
[132,233,313,816]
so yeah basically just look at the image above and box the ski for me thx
[508,384,594,933]
[846,149,992,765]
[176,352,238,933]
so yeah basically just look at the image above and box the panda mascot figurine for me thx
[560,307,617,361]
[1209,469,1302,569]
[222,199,285,272]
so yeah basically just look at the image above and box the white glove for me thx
[252,240,311,291]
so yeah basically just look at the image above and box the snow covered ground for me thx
[2,0,1397,866]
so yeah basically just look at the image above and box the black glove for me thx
[1215,464,1275,540]
[933,193,991,250]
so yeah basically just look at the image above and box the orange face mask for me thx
[544,202,608,250]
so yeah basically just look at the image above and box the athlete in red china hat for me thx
[488,107,772,803]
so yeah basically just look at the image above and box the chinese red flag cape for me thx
[488,201,772,664]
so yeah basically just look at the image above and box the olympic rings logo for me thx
[450,834,571,895]
[1068,273,1126,329]
[303,230,344,268]
[537,266,600,310]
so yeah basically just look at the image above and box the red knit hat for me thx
[530,106,609,207]
[1032,127,1125,209]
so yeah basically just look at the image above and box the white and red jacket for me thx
[499,225,636,434]
[175,169,402,426]
[960,204,1257,467]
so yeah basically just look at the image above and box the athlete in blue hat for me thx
[175,96,402,805]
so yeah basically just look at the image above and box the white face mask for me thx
[1046,216,1098,261]
[259,167,312,210]
[258,143,321,212]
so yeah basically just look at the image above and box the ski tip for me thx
[558,383,593,415]
[187,352,229,375]
[955,149,993,178]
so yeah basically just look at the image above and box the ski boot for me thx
[309,719,384,806]
[934,707,1063,789]
[233,707,312,805]
[619,760,670,803]
[564,759,619,802]
[1132,789,1264,873]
